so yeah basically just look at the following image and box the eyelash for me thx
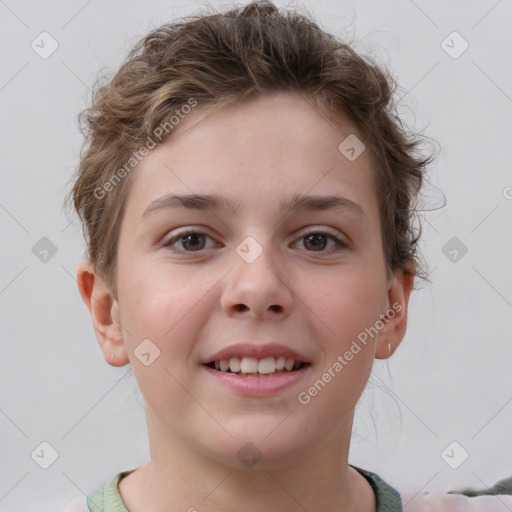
[161,227,348,255]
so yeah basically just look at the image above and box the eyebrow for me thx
[141,192,367,221]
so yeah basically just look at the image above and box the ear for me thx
[76,260,129,367]
[374,264,415,359]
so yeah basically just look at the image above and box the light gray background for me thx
[1,0,511,510]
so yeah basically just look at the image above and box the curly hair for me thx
[65,0,435,297]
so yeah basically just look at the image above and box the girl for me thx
[61,2,512,511]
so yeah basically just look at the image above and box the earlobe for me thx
[375,266,415,359]
[76,260,129,366]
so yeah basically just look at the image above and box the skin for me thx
[77,91,414,512]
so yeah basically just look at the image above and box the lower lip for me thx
[202,365,311,396]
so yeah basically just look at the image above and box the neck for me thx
[118,410,376,512]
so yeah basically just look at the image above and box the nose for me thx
[220,237,294,321]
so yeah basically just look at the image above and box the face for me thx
[85,92,410,470]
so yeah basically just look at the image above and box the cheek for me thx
[300,264,386,343]
[117,264,213,418]
[294,275,380,425]
[119,259,208,334]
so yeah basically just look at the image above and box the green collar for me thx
[87,465,402,511]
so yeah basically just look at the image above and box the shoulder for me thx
[52,468,136,512]
[400,489,512,511]
[54,496,89,512]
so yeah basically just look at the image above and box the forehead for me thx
[123,92,379,224]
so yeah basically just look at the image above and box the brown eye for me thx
[180,233,206,251]
[303,233,328,251]
[163,229,216,253]
[294,231,347,253]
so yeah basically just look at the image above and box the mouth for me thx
[204,356,310,377]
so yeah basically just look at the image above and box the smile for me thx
[201,342,312,395]
[205,356,309,376]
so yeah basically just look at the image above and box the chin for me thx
[202,423,312,471]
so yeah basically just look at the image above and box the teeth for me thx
[258,357,276,374]
[212,356,304,375]
[240,357,258,373]
[229,357,241,372]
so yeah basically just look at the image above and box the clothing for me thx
[86,469,134,512]
[448,474,512,496]
[58,467,512,512]
[400,488,512,511]
[353,465,403,511]
[61,465,401,511]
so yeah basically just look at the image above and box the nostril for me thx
[233,304,282,313]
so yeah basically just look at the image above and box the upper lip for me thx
[203,343,311,364]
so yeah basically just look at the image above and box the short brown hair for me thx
[65,0,435,297]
